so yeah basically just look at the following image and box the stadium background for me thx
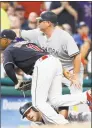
[1,1,92,128]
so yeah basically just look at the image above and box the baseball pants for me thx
[31,55,87,124]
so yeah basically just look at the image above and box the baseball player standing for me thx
[1,29,91,125]
[16,11,84,118]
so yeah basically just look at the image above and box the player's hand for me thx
[63,68,71,80]
[15,79,32,91]
[63,69,81,89]
[15,79,23,90]
[63,68,75,81]
[70,74,81,89]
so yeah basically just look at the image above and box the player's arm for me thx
[20,29,38,41]
[3,50,18,84]
[71,54,81,88]
[66,33,81,74]
[4,64,18,84]
[63,68,71,80]
[73,53,81,75]
[12,28,41,46]
[65,33,81,87]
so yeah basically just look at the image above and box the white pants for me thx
[31,55,87,125]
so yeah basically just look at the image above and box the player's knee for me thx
[49,98,60,107]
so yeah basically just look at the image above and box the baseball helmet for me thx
[19,102,33,118]
[37,11,57,24]
[0,29,16,40]
[19,102,38,118]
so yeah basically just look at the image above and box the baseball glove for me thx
[15,79,32,91]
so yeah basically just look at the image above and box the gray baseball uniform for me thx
[21,28,79,69]
[21,27,84,94]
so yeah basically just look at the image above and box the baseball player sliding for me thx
[19,102,91,126]
[0,29,91,125]
[14,11,84,118]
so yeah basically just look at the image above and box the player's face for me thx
[0,38,9,49]
[38,20,51,31]
[25,108,41,122]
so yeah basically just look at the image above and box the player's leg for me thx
[31,56,69,124]
[49,89,91,108]
[48,68,69,118]
[48,60,91,110]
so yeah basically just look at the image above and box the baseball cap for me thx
[19,102,33,118]
[0,29,16,40]
[77,21,87,28]
[36,11,57,24]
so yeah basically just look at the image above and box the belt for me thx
[39,55,49,61]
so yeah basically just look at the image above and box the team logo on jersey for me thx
[42,47,59,56]
[26,43,44,52]
[13,40,44,52]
